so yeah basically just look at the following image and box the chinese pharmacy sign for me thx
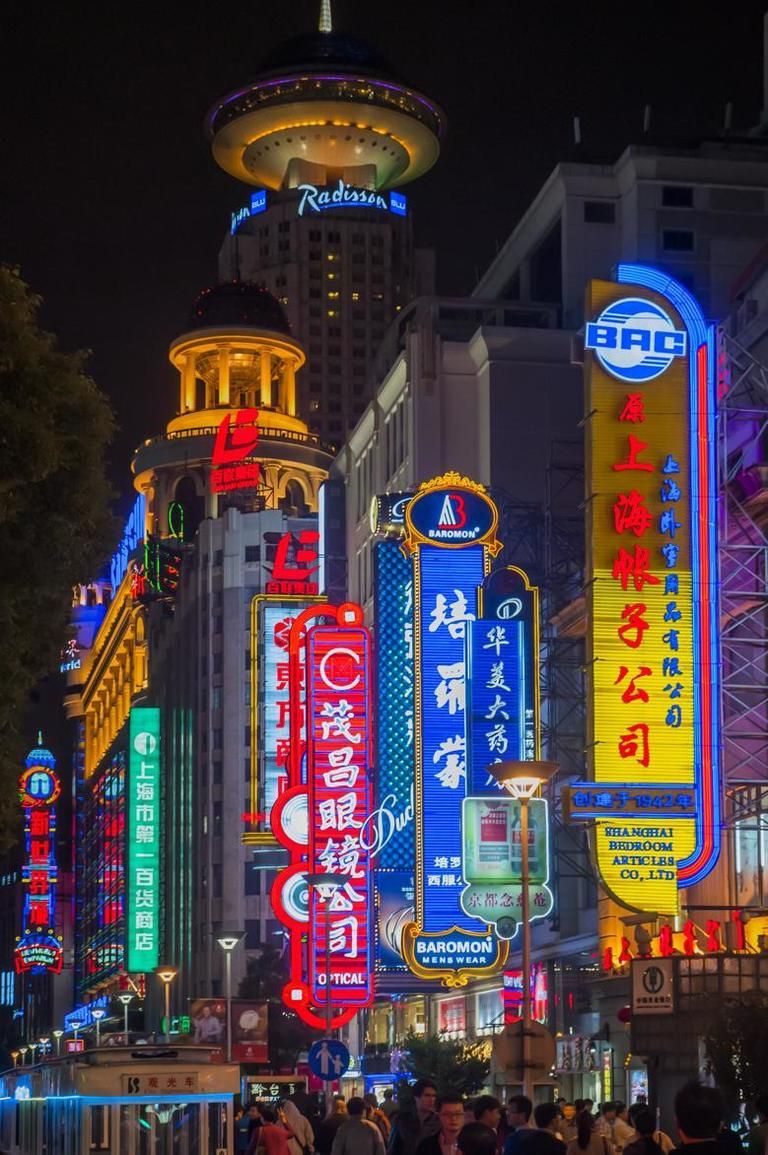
[401,474,511,985]
[271,603,374,1029]
[127,708,161,972]
[15,740,63,974]
[583,265,720,914]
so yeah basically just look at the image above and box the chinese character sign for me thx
[306,620,374,1009]
[401,474,507,985]
[15,742,63,975]
[465,620,525,792]
[127,708,161,972]
[248,597,321,841]
[584,267,720,914]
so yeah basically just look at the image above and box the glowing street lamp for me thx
[117,993,135,1044]
[27,1043,37,1065]
[52,1030,63,1056]
[10,1051,19,1068]
[488,760,558,1100]
[154,966,178,1043]
[215,933,245,1064]
[38,1036,50,1060]
[91,1008,106,1048]
[19,1047,28,1066]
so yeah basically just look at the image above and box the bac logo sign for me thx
[585,298,687,384]
[405,480,499,551]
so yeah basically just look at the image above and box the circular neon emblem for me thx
[588,298,686,383]
[133,730,157,756]
[18,767,61,807]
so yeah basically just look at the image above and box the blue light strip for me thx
[617,263,721,884]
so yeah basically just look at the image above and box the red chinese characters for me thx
[306,620,373,1010]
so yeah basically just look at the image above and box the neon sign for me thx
[231,189,269,234]
[15,740,63,975]
[60,637,81,673]
[265,530,320,596]
[296,180,407,218]
[271,603,372,1030]
[306,614,374,1008]
[211,408,261,494]
[247,595,323,842]
[127,708,161,972]
[584,266,720,914]
[400,474,507,986]
[110,494,146,592]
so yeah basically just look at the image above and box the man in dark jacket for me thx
[416,1094,466,1155]
[389,1079,440,1155]
[674,1082,725,1155]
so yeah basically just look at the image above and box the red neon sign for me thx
[265,531,320,596]
[306,620,374,1009]
[271,604,373,1030]
[211,409,261,494]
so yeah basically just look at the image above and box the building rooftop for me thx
[187,282,292,337]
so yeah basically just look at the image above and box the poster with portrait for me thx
[190,998,226,1060]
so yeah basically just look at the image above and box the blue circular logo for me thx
[588,298,686,383]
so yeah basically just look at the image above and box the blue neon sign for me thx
[296,179,406,218]
[110,495,146,592]
[466,619,526,793]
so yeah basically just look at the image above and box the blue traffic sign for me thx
[307,1039,350,1081]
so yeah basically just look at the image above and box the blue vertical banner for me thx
[400,474,509,985]
[466,619,526,793]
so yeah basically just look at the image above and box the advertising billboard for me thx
[583,266,721,914]
[400,474,508,985]
[15,743,64,975]
[127,707,161,972]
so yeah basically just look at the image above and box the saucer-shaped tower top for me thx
[188,281,292,336]
[205,0,445,191]
[25,732,56,770]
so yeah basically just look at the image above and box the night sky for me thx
[2,1,766,505]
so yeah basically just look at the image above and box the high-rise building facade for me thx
[208,2,444,447]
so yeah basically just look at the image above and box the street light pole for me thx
[154,966,179,1044]
[92,1009,105,1048]
[118,994,134,1044]
[490,760,558,1102]
[305,872,345,1116]
[216,934,245,1065]
[52,1030,63,1057]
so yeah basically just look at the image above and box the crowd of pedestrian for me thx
[234,1080,768,1155]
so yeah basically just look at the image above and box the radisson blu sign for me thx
[230,182,407,234]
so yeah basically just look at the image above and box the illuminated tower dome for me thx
[205,1,445,192]
[132,281,333,536]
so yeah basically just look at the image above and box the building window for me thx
[662,185,694,208]
[213,865,223,897]
[244,725,251,747]
[245,863,259,895]
[213,801,222,835]
[213,653,222,675]
[212,686,222,710]
[214,550,223,567]
[662,229,695,252]
[245,920,261,949]
[212,729,222,750]
[245,545,260,563]
[583,200,615,224]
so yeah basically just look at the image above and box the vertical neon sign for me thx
[15,740,63,974]
[127,707,161,972]
[306,610,374,1008]
[583,267,720,913]
[400,474,509,986]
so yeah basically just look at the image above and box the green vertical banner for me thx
[127,707,161,972]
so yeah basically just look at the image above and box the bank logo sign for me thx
[585,298,687,383]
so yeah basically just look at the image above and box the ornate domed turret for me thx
[188,282,292,337]
[25,732,56,770]
[205,0,444,191]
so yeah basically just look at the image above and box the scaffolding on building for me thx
[717,328,768,835]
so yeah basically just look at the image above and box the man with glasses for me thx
[417,1095,467,1155]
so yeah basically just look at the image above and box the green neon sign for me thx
[127,707,161,972]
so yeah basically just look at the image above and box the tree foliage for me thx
[0,266,115,844]
[702,993,768,1116]
[237,944,323,1071]
[399,1029,490,1097]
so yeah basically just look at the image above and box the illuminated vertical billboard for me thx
[127,707,161,972]
[15,742,64,974]
[400,474,509,985]
[583,266,720,914]
[247,594,323,843]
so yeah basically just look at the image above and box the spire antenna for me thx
[319,0,332,33]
